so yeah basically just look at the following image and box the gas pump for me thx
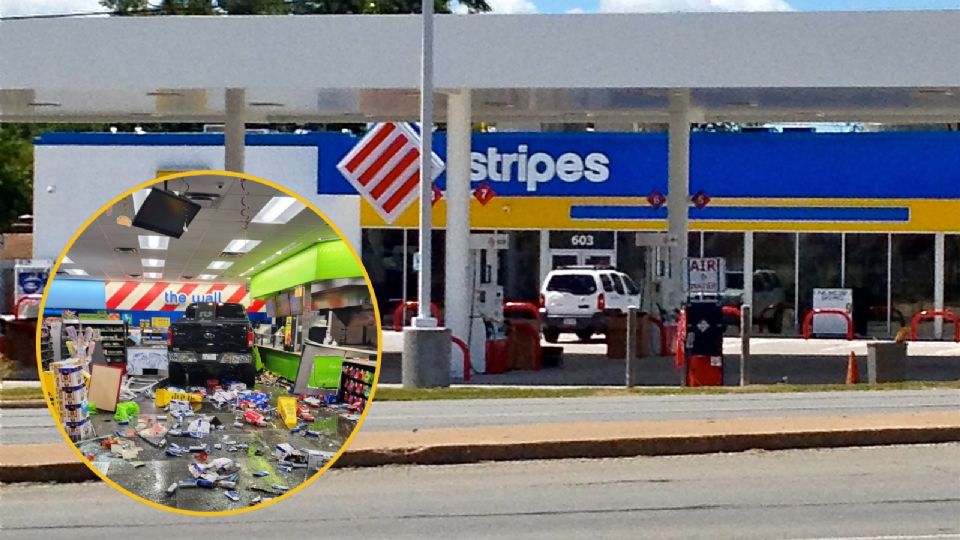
[682,300,726,386]
[634,233,670,315]
[467,233,509,372]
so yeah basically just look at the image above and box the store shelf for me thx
[337,359,376,409]
[60,319,128,364]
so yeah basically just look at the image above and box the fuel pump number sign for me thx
[683,257,726,295]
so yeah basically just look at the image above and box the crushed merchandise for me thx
[66,371,365,511]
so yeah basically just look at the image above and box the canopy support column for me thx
[666,90,692,313]
[445,89,472,379]
[224,88,246,173]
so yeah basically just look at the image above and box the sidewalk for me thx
[3,411,957,482]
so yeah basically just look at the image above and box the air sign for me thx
[683,257,726,296]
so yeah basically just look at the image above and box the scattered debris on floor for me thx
[71,372,362,511]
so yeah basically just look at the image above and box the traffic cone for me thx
[846,351,859,384]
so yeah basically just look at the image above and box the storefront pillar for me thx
[666,90,692,312]
[444,88,472,378]
[934,232,945,338]
[224,88,246,173]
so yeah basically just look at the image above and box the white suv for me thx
[539,267,642,342]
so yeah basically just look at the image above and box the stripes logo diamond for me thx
[336,122,444,224]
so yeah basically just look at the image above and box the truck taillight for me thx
[247,329,254,348]
[598,293,606,311]
[539,294,545,308]
[167,329,173,347]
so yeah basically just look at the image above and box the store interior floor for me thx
[74,376,357,511]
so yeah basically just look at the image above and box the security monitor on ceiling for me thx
[131,188,201,239]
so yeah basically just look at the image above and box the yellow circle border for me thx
[33,169,384,517]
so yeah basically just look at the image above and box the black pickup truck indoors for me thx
[167,302,257,388]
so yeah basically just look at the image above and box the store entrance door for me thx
[550,249,616,269]
[548,230,617,270]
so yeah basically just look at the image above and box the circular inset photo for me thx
[35,171,381,515]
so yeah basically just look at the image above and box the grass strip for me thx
[373,381,960,401]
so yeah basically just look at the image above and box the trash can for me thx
[866,342,907,383]
[606,313,651,359]
[504,302,542,371]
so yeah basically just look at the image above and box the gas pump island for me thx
[463,233,509,374]
[680,257,728,386]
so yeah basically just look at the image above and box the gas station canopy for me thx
[1,11,958,124]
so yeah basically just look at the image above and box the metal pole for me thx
[934,232,945,339]
[414,0,435,327]
[667,90,691,314]
[840,232,847,287]
[224,88,245,173]
[887,233,893,336]
[740,304,751,386]
[625,307,638,387]
[402,228,408,304]
[794,233,800,333]
[743,231,754,317]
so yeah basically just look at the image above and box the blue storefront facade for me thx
[37,130,960,338]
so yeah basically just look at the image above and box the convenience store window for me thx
[844,233,890,336]
[891,234,935,329]
[797,233,842,318]
[947,234,960,316]
[360,229,405,323]
[702,232,744,271]
[754,232,796,333]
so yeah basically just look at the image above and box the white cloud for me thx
[487,0,538,14]
[566,7,585,13]
[0,0,104,17]
[598,0,792,13]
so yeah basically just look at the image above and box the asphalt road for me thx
[2,444,958,539]
[3,389,959,443]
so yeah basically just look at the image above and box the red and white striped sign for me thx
[105,281,266,313]
[336,122,444,224]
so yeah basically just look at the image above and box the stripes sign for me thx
[105,281,266,312]
[336,122,444,224]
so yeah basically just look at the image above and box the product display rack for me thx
[39,326,55,369]
[337,358,376,409]
[60,319,128,365]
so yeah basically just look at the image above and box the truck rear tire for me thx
[168,362,186,388]
[240,364,258,389]
[576,329,594,342]
[543,327,560,343]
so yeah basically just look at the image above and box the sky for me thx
[1,0,958,17]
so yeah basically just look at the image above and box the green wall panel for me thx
[249,247,317,298]
[313,240,364,281]
[256,347,300,381]
[308,355,343,389]
[249,240,363,298]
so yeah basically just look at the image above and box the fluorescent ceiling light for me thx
[197,274,217,280]
[207,261,233,270]
[65,268,88,276]
[141,258,165,268]
[62,256,73,264]
[143,272,162,279]
[251,197,306,224]
[138,235,170,250]
[224,239,262,253]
